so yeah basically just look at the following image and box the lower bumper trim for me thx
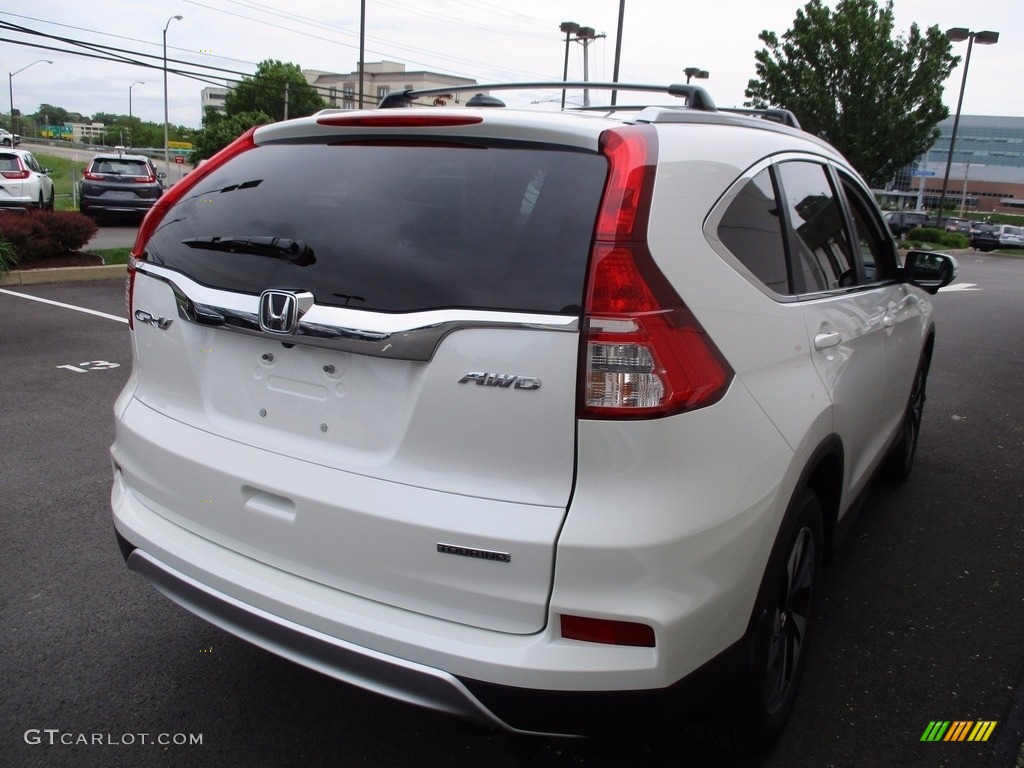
[123,544,515,731]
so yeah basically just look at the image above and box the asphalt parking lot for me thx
[0,255,1021,768]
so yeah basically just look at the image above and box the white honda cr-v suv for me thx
[111,82,956,750]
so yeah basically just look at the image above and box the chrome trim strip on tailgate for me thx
[135,261,579,362]
[125,548,516,730]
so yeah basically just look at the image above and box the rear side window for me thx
[145,142,607,314]
[717,167,791,294]
[776,161,856,293]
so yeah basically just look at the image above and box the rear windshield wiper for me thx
[181,236,315,266]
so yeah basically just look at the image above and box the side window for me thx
[776,161,856,293]
[717,167,792,294]
[839,174,899,283]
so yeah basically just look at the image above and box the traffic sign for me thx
[911,170,936,177]
[174,155,185,164]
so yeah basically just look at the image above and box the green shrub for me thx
[905,227,968,249]
[0,234,17,273]
[0,210,98,264]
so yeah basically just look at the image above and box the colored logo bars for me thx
[921,721,997,742]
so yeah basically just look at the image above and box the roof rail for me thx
[717,107,801,130]
[378,82,717,112]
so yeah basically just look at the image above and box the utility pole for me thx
[358,0,366,108]
[284,81,289,121]
[576,27,605,107]
[558,22,605,108]
[610,0,625,106]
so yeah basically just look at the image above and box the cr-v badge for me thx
[133,309,173,329]
[458,371,541,390]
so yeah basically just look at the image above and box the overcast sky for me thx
[2,0,1021,129]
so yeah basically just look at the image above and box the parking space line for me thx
[0,288,127,324]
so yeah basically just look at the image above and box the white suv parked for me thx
[111,82,956,749]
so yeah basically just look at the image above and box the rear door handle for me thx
[814,332,841,350]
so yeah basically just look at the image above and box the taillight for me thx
[579,126,732,419]
[560,615,655,647]
[1,168,29,180]
[128,126,259,330]
[132,175,156,183]
[126,261,138,330]
[83,171,105,181]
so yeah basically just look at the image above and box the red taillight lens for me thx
[560,615,655,647]
[579,127,732,419]
[1,169,30,180]
[126,261,137,330]
[132,175,156,183]
[83,171,105,180]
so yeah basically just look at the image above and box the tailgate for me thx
[121,136,606,632]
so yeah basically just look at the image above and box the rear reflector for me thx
[560,615,656,647]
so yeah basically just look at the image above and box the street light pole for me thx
[935,27,998,226]
[163,15,183,176]
[8,59,52,136]
[129,81,144,148]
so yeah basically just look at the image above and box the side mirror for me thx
[43,168,52,175]
[904,250,958,295]
[157,172,167,179]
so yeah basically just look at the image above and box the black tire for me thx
[36,192,44,210]
[46,190,55,211]
[684,489,823,753]
[881,353,929,484]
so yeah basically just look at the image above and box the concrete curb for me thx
[0,264,127,286]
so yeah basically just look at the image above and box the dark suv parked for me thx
[79,152,165,220]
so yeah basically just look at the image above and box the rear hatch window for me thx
[144,141,606,313]
[90,158,152,176]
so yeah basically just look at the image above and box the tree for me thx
[225,59,325,123]
[745,0,958,186]
[193,108,271,162]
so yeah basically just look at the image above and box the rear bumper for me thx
[80,199,157,214]
[117,531,510,729]
[114,526,751,736]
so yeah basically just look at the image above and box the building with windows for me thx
[887,115,1024,213]
[201,87,228,115]
[69,122,107,143]
[304,62,479,109]
[200,63,480,120]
